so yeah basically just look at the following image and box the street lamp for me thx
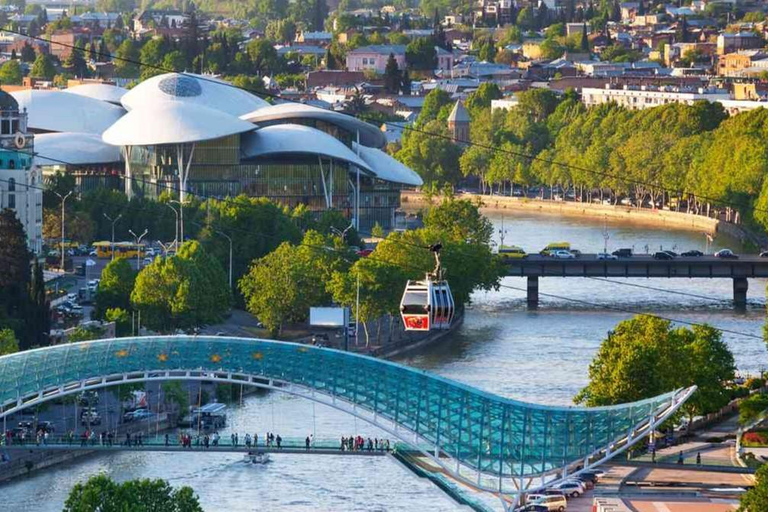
[211,228,233,290]
[128,228,148,270]
[103,213,122,261]
[53,191,72,271]
[170,199,184,248]
[165,203,179,252]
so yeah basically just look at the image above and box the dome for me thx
[34,132,121,166]
[240,102,388,148]
[11,89,125,134]
[241,124,374,174]
[63,84,128,105]
[102,101,257,146]
[0,90,18,111]
[353,142,423,187]
[120,72,270,117]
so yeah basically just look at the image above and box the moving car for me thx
[540,242,571,256]
[760,251,768,258]
[596,252,617,260]
[715,249,738,259]
[611,248,633,258]
[551,480,585,498]
[653,251,675,260]
[552,250,575,259]
[681,250,704,257]
[499,245,527,259]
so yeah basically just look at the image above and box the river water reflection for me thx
[4,210,767,511]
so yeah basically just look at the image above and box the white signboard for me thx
[310,307,348,327]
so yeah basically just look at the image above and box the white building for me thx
[581,84,730,110]
[0,91,41,253]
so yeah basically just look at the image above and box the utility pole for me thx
[166,203,179,252]
[212,228,233,289]
[170,199,184,247]
[54,191,73,271]
[128,228,148,270]
[103,212,122,261]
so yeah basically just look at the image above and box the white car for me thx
[596,252,617,260]
[529,494,567,511]
[552,250,575,259]
[142,257,153,266]
[552,481,584,498]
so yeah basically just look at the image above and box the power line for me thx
[5,27,766,218]
[586,277,733,304]
[497,283,763,340]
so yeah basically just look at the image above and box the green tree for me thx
[396,119,462,185]
[63,45,88,78]
[383,53,401,94]
[405,37,437,70]
[94,258,137,319]
[464,82,502,114]
[0,209,32,348]
[131,241,231,332]
[416,88,452,126]
[114,40,139,78]
[29,52,55,80]
[63,475,203,512]
[139,37,169,79]
[67,326,104,342]
[0,328,19,356]
[0,59,22,85]
[739,393,768,426]
[246,38,279,75]
[20,43,36,63]
[105,308,131,337]
[478,41,496,62]
[161,381,189,413]
[423,196,494,245]
[738,464,768,512]
[575,316,735,425]
[28,258,49,348]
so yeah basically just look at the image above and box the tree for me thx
[105,307,131,337]
[478,40,496,62]
[738,464,768,512]
[63,45,88,78]
[94,258,136,319]
[139,37,169,79]
[0,59,22,85]
[246,39,279,76]
[396,119,462,185]
[0,209,32,348]
[405,37,437,71]
[423,196,493,245]
[131,241,231,332]
[400,69,411,95]
[464,82,502,114]
[28,259,49,348]
[0,328,18,356]
[383,53,401,94]
[67,325,104,342]
[580,23,589,52]
[63,475,203,512]
[739,393,768,426]
[29,52,55,80]
[43,208,95,244]
[575,316,735,426]
[313,0,327,31]
[416,88,452,125]
[20,43,36,63]
[265,19,296,44]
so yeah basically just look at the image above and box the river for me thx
[4,211,767,511]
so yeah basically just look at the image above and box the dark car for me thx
[654,251,675,260]
[612,248,633,258]
[681,250,704,257]
[37,421,55,433]
[663,250,678,257]
[515,506,547,512]
[760,251,768,258]
[715,249,738,259]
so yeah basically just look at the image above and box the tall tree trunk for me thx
[363,321,370,348]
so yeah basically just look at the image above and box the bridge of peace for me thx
[0,336,695,509]
[505,254,768,309]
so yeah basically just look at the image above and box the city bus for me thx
[92,241,144,259]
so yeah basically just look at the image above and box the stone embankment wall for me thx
[402,192,767,248]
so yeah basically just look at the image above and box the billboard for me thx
[310,307,349,327]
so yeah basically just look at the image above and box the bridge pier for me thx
[527,276,539,309]
[733,277,748,310]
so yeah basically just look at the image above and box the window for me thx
[8,194,14,208]
[8,159,14,169]
[8,178,14,191]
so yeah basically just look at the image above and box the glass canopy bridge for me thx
[0,336,694,502]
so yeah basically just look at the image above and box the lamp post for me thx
[211,228,233,290]
[128,228,148,270]
[103,213,122,261]
[170,199,184,248]
[54,191,72,271]
[165,203,179,252]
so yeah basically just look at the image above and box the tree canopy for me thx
[738,464,768,512]
[63,475,203,512]
[94,258,137,319]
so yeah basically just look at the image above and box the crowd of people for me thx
[341,435,390,452]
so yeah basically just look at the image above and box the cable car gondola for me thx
[399,243,455,332]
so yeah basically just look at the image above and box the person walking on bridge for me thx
[305,436,310,451]
[276,435,282,449]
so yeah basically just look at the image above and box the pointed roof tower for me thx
[447,100,470,123]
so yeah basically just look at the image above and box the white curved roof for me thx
[121,73,270,117]
[102,102,256,146]
[12,89,125,134]
[241,124,373,174]
[353,142,423,187]
[34,132,121,166]
[240,102,387,148]
[63,84,129,105]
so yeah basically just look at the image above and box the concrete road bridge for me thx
[0,336,694,509]
[504,254,768,308]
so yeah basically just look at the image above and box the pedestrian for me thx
[231,433,235,446]
[696,452,701,465]
[305,436,310,451]
[340,436,346,451]
[165,433,169,446]
[677,451,684,465]
[651,448,656,463]
[204,435,210,449]
[385,439,390,451]
[254,433,258,446]
[276,435,282,449]
[125,432,131,447]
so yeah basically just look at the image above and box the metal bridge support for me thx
[527,276,539,309]
[733,277,748,311]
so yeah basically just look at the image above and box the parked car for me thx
[653,251,675,260]
[596,252,617,260]
[78,391,99,407]
[130,410,153,422]
[528,494,568,511]
[760,250,768,258]
[142,257,153,266]
[80,411,101,426]
[681,250,704,257]
[611,248,633,258]
[123,408,149,423]
[552,250,575,259]
[515,505,548,512]
[551,481,585,498]
[37,421,55,433]
[715,249,738,259]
